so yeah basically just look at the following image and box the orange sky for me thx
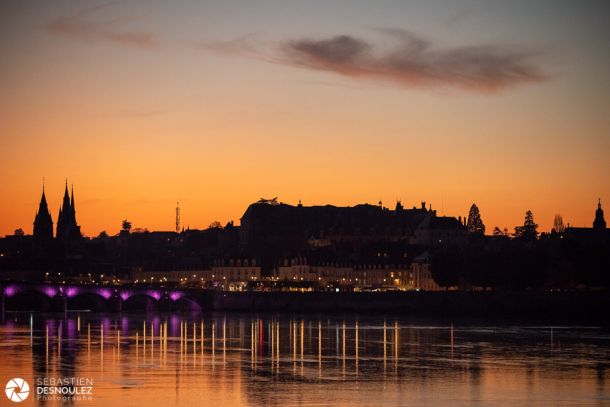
[1,1,609,237]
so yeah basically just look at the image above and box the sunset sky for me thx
[1,0,609,237]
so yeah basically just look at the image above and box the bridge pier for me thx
[1,292,5,322]
[109,295,123,313]
[159,295,172,312]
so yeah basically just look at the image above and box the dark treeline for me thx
[431,209,610,290]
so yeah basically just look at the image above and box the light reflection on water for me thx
[0,313,608,406]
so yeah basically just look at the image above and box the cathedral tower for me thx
[33,182,53,240]
[56,180,82,240]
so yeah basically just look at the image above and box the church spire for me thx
[61,179,70,212]
[71,184,75,213]
[33,179,53,240]
[56,178,82,240]
[593,198,606,230]
[40,178,47,205]
[63,179,69,199]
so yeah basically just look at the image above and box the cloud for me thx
[203,29,548,93]
[278,29,547,92]
[45,3,156,49]
[198,34,260,57]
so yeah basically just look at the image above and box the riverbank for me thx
[204,290,609,321]
[3,287,608,322]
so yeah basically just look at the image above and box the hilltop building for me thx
[239,199,467,255]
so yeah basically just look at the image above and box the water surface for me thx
[0,313,608,406]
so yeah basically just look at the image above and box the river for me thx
[0,312,608,406]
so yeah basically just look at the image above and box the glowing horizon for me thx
[7,178,605,237]
[1,0,609,237]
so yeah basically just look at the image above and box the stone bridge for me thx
[5,282,607,318]
[1,282,207,313]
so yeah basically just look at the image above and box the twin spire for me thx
[33,178,82,240]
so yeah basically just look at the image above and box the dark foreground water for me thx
[0,312,608,406]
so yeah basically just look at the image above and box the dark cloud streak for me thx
[278,29,547,92]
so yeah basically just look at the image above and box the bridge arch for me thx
[67,292,111,312]
[2,284,204,313]
[172,295,202,312]
[5,290,52,311]
[122,293,160,312]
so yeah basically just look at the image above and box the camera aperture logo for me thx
[5,378,29,403]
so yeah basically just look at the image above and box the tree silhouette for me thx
[514,210,538,240]
[121,219,132,234]
[14,228,25,236]
[492,226,504,236]
[464,247,497,289]
[430,248,463,289]
[466,203,485,235]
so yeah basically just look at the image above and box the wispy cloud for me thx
[205,29,548,93]
[280,29,547,93]
[45,2,157,49]
[198,34,260,57]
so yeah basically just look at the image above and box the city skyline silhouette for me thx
[1,1,609,237]
[5,178,607,237]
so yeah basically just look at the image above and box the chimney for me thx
[421,201,426,210]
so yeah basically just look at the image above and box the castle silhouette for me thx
[33,180,82,240]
